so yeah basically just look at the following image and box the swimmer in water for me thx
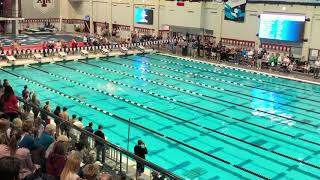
[77,94,86,99]
[186,73,196,78]
[106,82,116,91]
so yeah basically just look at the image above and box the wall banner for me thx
[33,0,56,14]
[224,0,247,22]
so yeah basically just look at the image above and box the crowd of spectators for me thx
[0,80,124,180]
[166,35,320,79]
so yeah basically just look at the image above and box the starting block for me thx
[137,45,145,52]
[58,52,67,58]
[34,53,43,62]
[101,49,110,56]
[6,56,16,65]
[81,50,89,57]
[120,47,128,54]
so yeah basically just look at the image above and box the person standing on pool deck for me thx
[60,107,70,137]
[22,85,29,99]
[134,140,148,177]
[94,125,106,163]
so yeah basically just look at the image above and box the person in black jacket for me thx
[94,125,106,163]
[134,140,148,176]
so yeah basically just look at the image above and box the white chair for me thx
[34,53,43,62]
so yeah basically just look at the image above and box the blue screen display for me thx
[135,8,153,25]
[259,14,305,42]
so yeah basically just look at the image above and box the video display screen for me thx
[259,13,305,42]
[135,8,154,25]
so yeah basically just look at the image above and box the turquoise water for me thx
[1,54,320,179]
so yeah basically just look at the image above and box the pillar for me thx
[90,0,94,35]
[12,0,19,35]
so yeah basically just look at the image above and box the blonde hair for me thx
[31,92,37,104]
[60,153,81,180]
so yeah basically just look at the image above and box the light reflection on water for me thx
[251,88,295,127]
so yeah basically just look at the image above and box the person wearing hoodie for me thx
[46,141,68,179]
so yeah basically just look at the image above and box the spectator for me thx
[37,124,56,150]
[0,80,3,93]
[3,79,9,87]
[82,163,100,180]
[72,117,85,140]
[40,101,51,125]
[0,156,21,180]
[134,140,148,176]
[6,117,22,138]
[0,86,19,121]
[46,141,68,179]
[94,125,106,163]
[22,87,31,114]
[53,106,62,135]
[80,122,94,148]
[22,85,29,99]
[70,114,77,124]
[18,120,39,151]
[0,121,37,179]
[31,92,41,120]
[60,107,70,137]
[60,153,82,180]
[56,40,62,49]
[314,57,320,79]
[45,135,69,159]
[74,117,84,129]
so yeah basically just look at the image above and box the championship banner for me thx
[224,0,247,22]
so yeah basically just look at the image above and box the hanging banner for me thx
[224,0,247,22]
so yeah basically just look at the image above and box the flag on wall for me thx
[224,0,247,22]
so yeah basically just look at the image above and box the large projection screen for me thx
[134,8,154,25]
[258,13,305,42]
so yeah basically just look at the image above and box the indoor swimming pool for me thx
[1,54,320,179]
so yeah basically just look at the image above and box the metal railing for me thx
[16,96,181,180]
[0,9,21,18]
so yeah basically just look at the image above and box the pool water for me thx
[1,54,320,179]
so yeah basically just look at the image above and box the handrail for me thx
[0,9,21,18]
[15,96,181,180]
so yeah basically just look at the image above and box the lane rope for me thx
[78,60,319,128]
[53,63,320,146]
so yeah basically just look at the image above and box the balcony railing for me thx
[0,9,21,18]
[16,96,181,180]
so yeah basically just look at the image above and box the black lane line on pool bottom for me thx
[109,57,320,116]
[3,69,279,179]
[53,63,320,148]
[144,55,320,97]
[78,60,319,129]
[70,61,320,138]
[124,56,320,105]
[29,65,320,171]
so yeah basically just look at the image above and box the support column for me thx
[12,0,19,35]
[90,0,94,35]
[155,1,160,36]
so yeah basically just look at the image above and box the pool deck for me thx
[1,50,320,86]
[158,51,320,85]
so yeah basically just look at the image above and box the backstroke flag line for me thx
[224,0,247,22]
